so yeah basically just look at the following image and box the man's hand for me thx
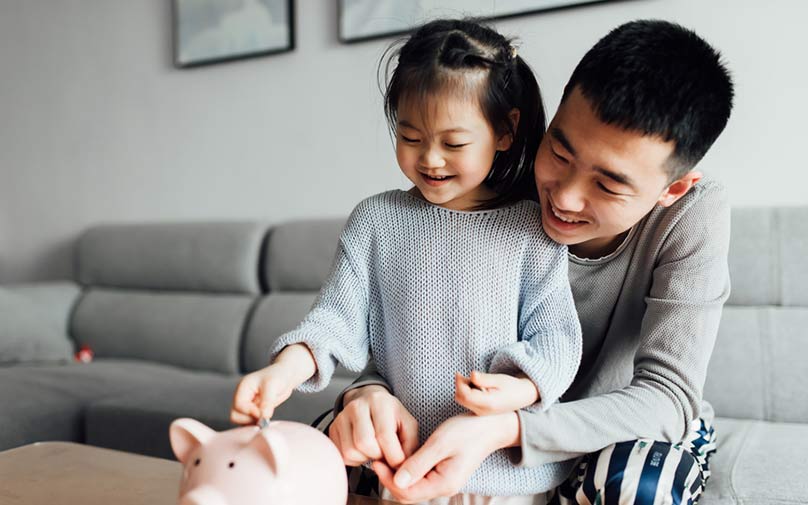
[330,385,419,468]
[372,412,520,503]
[454,371,539,416]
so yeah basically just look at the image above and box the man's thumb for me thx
[393,442,442,489]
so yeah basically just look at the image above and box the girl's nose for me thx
[419,146,445,169]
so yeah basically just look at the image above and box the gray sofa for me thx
[1,208,807,504]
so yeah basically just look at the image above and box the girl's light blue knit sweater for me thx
[270,190,582,495]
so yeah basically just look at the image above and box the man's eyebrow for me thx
[551,127,637,191]
[550,127,576,156]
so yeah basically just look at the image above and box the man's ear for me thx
[496,108,521,151]
[657,170,702,208]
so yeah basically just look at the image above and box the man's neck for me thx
[569,229,631,259]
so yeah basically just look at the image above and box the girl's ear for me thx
[497,108,521,151]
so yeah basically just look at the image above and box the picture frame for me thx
[174,0,295,68]
[339,0,619,44]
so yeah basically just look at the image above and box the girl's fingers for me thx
[469,370,502,389]
[229,409,255,425]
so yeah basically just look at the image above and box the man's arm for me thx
[514,183,731,466]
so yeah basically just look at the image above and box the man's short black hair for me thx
[562,19,734,179]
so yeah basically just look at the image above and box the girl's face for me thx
[395,93,513,211]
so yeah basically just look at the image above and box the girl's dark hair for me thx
[380,19,545,209]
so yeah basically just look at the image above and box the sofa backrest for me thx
[704,207,808,422]
[71,223,265,375]
[241,218,358,378]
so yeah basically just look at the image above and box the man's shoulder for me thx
[646,178,729,232]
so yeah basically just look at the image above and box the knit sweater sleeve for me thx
[488,231,582,411]
[513,183,731,466]
[268,203,374,393]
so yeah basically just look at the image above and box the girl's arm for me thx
[232,203,375,424]
[482,239,582,413]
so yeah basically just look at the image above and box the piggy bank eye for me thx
[228,461,235,469]
[194,458,201,467]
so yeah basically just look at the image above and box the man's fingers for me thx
[336,416,367,466]
[352,407,383,461]
[392,437,448,490]
[399,411,420,459]
[371,404,406,467]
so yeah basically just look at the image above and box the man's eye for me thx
[445,142,469,149]
[597,182,620,195]
[552,151,569,164]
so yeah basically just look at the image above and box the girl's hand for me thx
[329,385,419,468]
[372,412,520,503]
[454,371,539,416]
[230,343,317,424]
[230,364,296,424]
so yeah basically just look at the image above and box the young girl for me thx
[231,19,582,504]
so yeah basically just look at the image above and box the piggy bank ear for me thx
[169,418,216,464]
[253,424,289,477]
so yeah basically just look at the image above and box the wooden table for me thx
[0,442,397,504]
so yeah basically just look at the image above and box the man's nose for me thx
[552,175,586,212]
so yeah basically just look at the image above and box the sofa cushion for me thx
[71,288,253,374]
[728,207,808,306]
[705,306,808,423]
[0,359,234,451]
[0,282,80,364]
[242,292,316,372]
[264,218,345,292]
[85,376,353,459]
[702,417,808,504]
[243,293,358,380]
[77,222,265,294]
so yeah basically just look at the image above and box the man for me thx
[329,19,733,504]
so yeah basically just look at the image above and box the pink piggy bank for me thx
[169,418,348,505]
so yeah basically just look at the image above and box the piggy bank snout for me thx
[179,486,227,505]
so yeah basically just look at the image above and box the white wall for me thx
[1,0,805,283]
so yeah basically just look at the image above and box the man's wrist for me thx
[343,384,389,405]
[496,411,522,449]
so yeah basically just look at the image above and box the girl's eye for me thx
[445,142,469,149]
[400,135,419,143]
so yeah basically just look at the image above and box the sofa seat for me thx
[0,359,237,451]
[84,372,353,459]
[702,417,808,504]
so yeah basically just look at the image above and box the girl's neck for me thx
[407,186,499,211]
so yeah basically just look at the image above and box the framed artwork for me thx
[174,0,295,67]
[339,0,618,43]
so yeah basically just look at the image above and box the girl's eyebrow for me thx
[398,120,471,135]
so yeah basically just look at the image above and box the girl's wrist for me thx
[273,344,317,384]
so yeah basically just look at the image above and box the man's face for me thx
[534,87,696,258]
